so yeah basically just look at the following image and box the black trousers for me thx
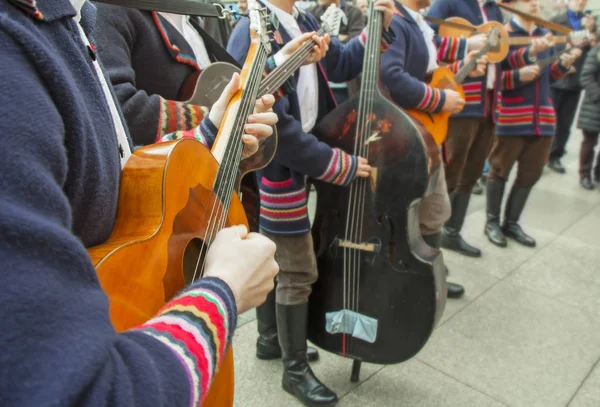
[550,88,581,160]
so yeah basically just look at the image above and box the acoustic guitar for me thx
[427,16,588,63]
[406,27,500,145]
[86,4,272,406]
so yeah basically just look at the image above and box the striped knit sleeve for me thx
[501,69,521,90]
[447,60,463,74]
[359,26,395,53]
[505,46,536,69]
[416,84,447,113]
[156,97,209,142]
[135,276,237,406]
[550,60,570,81]
[437,36,467,63]
[315,148,359,186]
[159,117,218,148]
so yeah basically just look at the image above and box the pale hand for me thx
[204,225,279,314]
[355,156,372,178]
[582,15,595,31]
[560,48,583,68]
[276,31,331,66]
[442,89,465,114]
[519,65,540,82]
[467,33,487,52]
[529,33,555,57]
[465,50,489,78]
[373,0,394,30]
[208,73,278,159]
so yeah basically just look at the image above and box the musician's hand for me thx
[306,34,331,65]
[374,0,394,30]
[465,50,488,77]
[355,157,372,178]
[582,14,595,32]
[561,47,583,68]
[519,65,540,82]
[204,225,279,314]
[529,33,555,57]
[467,33,487,52]
[441,90,465,114]
[276,32,330,66]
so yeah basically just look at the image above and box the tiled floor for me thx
[230,128,600,407]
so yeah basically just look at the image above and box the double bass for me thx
[308,1,446,378]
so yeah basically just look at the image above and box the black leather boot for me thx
[422,233,465,299]
[256,284,319,361]
[502,186,536,247]
[485,179,507,247]
[441,192,481,257]
[278,304,338,407]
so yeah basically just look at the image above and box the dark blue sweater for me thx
[227,6,390,235]
[0,0,236,405]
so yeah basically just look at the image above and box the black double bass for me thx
[308,2,446,377]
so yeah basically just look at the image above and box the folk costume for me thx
[227,2,393,405]
[485,18,571,248]
[576,44,600,189]
[0,0,236,405]
[548,8,596,173]
[380,1,470,299]
[93,3,320,365]
[425,0,504,258]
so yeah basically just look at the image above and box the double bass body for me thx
[308,91,447,365]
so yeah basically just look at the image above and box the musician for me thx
[547,0,596,174]
[227,0,395,404]
[380,0,487,299]
[308,0,364,43]
[0,0,282,404]
[94,3,330,364]
[485,0,581,247]
[424,0,505,258]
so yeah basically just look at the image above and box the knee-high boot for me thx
[502,186,536,247]
[442,192,482,257]
[484,179,507,247]
[256,282,319,361]
[277,303,338,407]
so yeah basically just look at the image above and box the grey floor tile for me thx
[417,281,600,407]
[340,359,507,407]
[569,361,600,407]
[506,236,600,316]
[563,205,600,247]
[444,210,557,280]
[237,308,256,328]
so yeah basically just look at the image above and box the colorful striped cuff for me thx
[551,61,570,80]
[449,60,463,74]
[316,148,358,186]
[502,69,520,90]
[159,117,217,148]
[508,47,535,69]
[156,98,209,142]
[136,277,237,406]
[438,36,466,63]
[416,84,446,113]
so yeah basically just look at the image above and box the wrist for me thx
[273,50,286,67]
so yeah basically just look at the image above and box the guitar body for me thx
[88,139,246,407]
[309,91,447,364]
[405,66,464,145]
[440,17,509,63]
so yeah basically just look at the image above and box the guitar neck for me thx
[453,39,495,85]
[507,36,568,45]
[259,27,327,95]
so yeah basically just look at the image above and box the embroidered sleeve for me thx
[437,36,467,63]
[155,98,209,142]
[550,60,570,80]
[501,69,521,90]
[160,117,218,147]
[359,26,395,53]
[416,85,447,113]
[315,148,359,186]
[506,47,536,69]
[136,277,237,406]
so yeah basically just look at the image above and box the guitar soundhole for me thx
[183,237,208,285]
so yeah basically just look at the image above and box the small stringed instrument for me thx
[427,16,588,63]
[406,28,500,145]
[87,4,272,406]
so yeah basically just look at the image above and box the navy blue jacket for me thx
[0,0,236,405]
[496,20,570,136]
[425,0,505,118]
[227,6,391,235]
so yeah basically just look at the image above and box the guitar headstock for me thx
[569,30,589,47]
[320,4,347,37]
[248,0,272,53]
[486,27,501,49]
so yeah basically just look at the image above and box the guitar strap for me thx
[94,0,226,18]
[188,17,242,68]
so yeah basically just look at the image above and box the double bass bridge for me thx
[337,240,377,252]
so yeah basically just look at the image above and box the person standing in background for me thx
[547,0,596,174]
[576,43,600,189]
[308,0,365,43]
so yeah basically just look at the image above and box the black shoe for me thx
[485,179,507,247]
[447,282,465,299]
[547,158,566,174]
[256,286,319,362]
[441,192,482,257]
[471,181,483,195]
[581,177,594,190]
[503,186,536,247]
[278,304,338,407]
